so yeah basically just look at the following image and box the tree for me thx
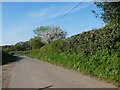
[2,45,15,53]
[23,41,31,51]
[33,26,67,43]
[14,42,25,51]
[30,37,44,50]
[93,2,120,23]
[33,26,49,38]
[93,1,120,56]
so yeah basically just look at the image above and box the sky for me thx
[2,2,105,45]
[0,2,2,46]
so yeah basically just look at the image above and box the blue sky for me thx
[0,2,2,46]
[2,2,104,45]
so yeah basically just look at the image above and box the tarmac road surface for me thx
[8,56,116,88]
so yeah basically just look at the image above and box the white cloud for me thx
[28,2,90,20]
[28,11,47,17]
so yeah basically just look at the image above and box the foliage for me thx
[8,2,120,86]
[40,26,119,56]
[2,45,15,53]
[29,37,44,50]
[22,41,31,51]
[40,39,64,53]
[19,49,119,86]
[2,50,17,65]
[33,26,49,38]
[14,42,26,51]
[2,37,45,52]
[33,26,67,43]
[18,25,120,86]
[94,2,120,23]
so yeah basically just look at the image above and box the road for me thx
[8,56,116,88]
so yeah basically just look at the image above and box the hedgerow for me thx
[19,23,120,86]
[2,51,17,65]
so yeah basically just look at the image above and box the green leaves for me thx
[30,37,44,50]
[33,26,67,43]
[33,26,49,37]
[16,17,120,86]
[18,46,119,86]
[2,51,17,65]
[94,2,120,23]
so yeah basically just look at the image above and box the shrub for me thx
[2,51,17,65]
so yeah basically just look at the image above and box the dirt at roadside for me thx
[2,62,16,88]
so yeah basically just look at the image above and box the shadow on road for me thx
[2,53,17,65]
[37,85,53,90]
[16,56,24,62]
